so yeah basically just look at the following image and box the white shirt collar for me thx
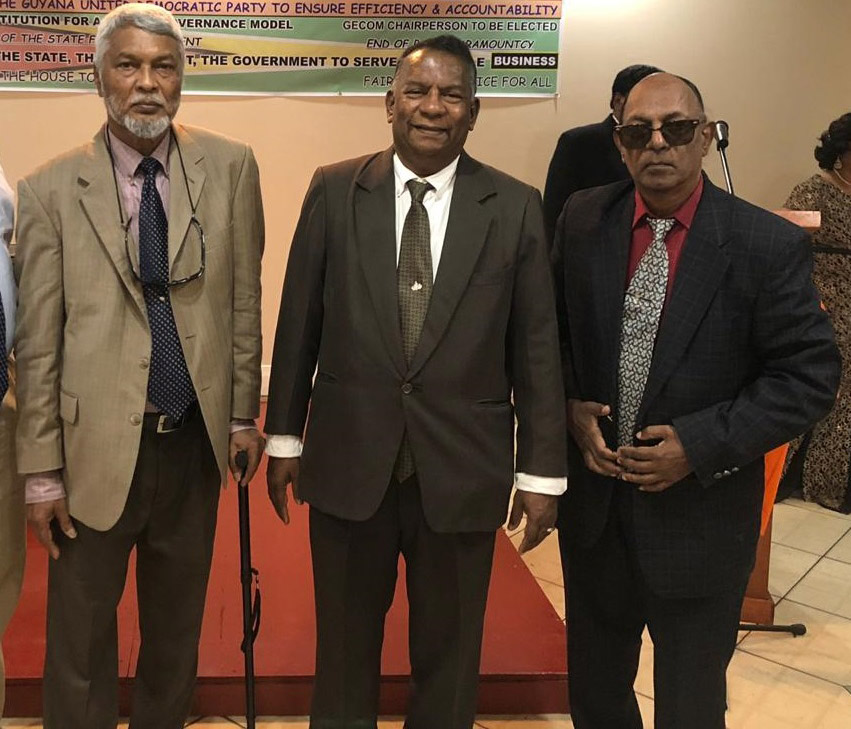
[393,154,459,201]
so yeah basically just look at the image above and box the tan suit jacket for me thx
[14,124,263,531]
[0,362,23,717]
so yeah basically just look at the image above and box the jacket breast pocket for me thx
[59,390,78,425]
[468,265,514,287]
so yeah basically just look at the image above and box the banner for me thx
[0,1,563,96]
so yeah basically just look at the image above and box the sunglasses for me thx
[615,119,704,149]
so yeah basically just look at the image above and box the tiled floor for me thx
[4,496,851,728]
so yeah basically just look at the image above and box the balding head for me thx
[622,73,704,121]
[615,73,713,216]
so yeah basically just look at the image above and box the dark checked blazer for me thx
[553,176,840,598]
[265,149,566,533]
[542,115,629,244]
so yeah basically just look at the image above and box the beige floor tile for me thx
[787,558,851,619]
[725,649,851,728]
[634,628,655,699]
[636,693,654,725]
[768,543,820,598]
[0,721,42,728]
[771,502,851,555]
[517,531,563,586]
[827,528,851,564]
[781,497,851,522]
[535,577,566,620]
[738,600,851,686]
[474,714,572,728]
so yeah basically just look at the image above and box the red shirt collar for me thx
[632,175,704,230]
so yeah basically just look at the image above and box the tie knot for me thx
[406,179,433,204]
[647,217,675,241]
[137,157,162,179]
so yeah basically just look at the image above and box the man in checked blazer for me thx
[14,5,264,727]
[265,35,566,729]
[553,73,840,729]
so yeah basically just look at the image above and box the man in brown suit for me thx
[13,5,264,727]
[0,162,22,718]
[265,35,566,729]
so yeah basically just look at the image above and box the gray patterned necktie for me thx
[394,179,433,481]
[617,217,675,447]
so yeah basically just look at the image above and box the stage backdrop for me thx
[0,0,562,96]
[0,0,848,372]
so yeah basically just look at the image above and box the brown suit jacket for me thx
[14,124,264,531]
[265,149,566,533]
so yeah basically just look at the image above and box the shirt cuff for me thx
[514,472,567,496]
[25,471,66,504]
[265,434,303,458]
[230,418,257,434]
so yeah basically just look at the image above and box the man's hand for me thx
[617,425,692,492]
[567,399,620,477]
[267,456,301,525]
[27,498,76,560]
[507,491,558,554]
[229,428,266,486]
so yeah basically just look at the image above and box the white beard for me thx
[105,92,176,140]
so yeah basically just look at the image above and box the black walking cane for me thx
[236,450,261,727]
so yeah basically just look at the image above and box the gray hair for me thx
[94,3,185,73]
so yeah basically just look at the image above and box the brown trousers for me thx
[0,392,24,718]
[43,411,220,729]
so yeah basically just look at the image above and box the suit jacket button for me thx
[723,470,732,477]
[732,466,740,473]
[130,413,142,426]
[713,472,723,480]
[139,357,149,369]
[401,383,413,395]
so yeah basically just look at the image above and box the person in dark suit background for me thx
[543,64,661,242]
[552,73,840,729]
[264,35,566,729]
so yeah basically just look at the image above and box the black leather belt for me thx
[143,401,199,433]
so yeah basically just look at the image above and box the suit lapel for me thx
[408,153,495,376]
[597,192,634,404]
[638,180,731,418]
[78,131,146,314]
[168,125,206,271]
[354,149,407,377]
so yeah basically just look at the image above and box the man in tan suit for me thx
[13,5,264,727]
[0,163,22,718]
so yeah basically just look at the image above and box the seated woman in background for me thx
[783,112,851,513]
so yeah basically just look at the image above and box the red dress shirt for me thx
[627,177,704,301]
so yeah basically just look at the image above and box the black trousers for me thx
[308,476,496,729]
[559,485,749,729]
[43,411,220,729]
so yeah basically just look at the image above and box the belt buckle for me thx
[156,414,177,434]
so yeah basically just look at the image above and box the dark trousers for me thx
[560,486,749,729]
[308,476,496,729]
[43,411,220,729]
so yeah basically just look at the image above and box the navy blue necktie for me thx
[0,295,7,402]
[137,157,196,419]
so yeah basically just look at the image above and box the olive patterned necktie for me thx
[617,217,675,447]
[394,178,434,481]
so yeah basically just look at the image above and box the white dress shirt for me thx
[266,154,566,496]
[0,163,16,353]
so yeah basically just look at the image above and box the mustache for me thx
[128,94,166,107]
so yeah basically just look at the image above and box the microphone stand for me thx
[715,120,734,195]
[722,119,806,638]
